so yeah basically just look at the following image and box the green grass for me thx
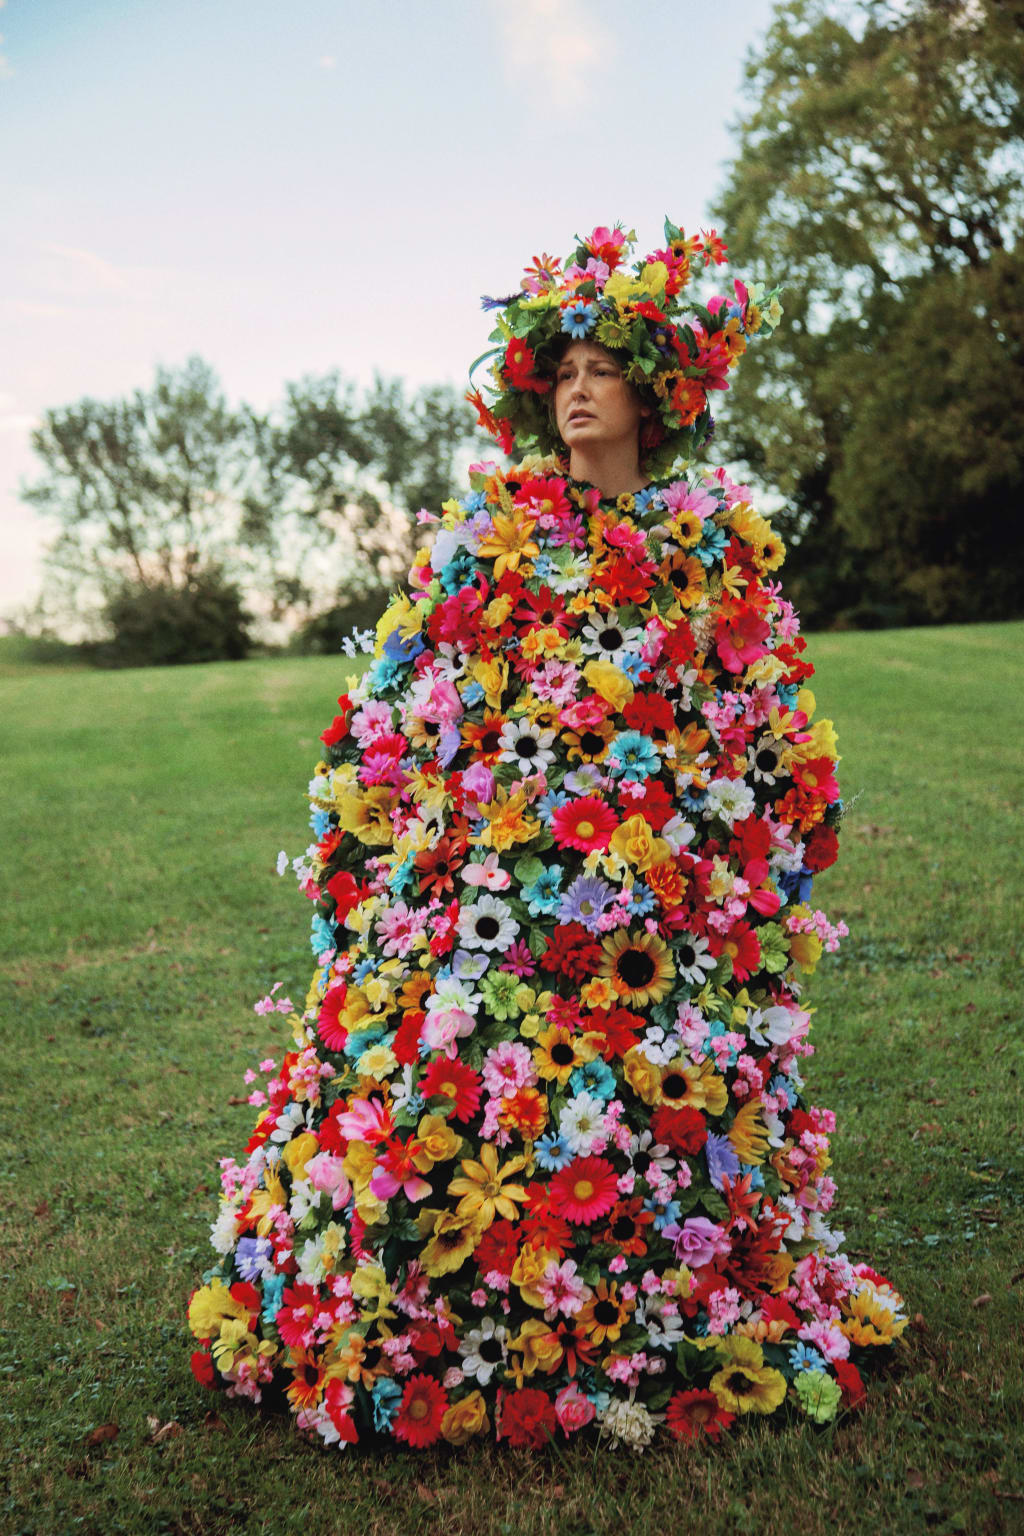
[1,625,1022,1536]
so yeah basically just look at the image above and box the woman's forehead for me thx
[558,341,621,368]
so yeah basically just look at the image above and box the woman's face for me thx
[552,341,648,457]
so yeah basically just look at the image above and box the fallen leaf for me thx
[415,1484,436,1504]
[227,1096,250,1106]
[906,1469,925,1490]
[971,1293,993,1308]
[203,1411,227,1431]
[84,1423,119,1448]
[146,1417,184,1444]
[33,1199,51,1218]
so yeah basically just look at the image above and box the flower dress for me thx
[188,458,907,1451]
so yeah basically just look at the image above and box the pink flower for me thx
[667,1216,732,1270]
[305,1153,352,1210]
[554,1382,596,1434]
[461,761,495,807]
[536,1259,586,1319]
[462,851,511,891]
[350,700,394,748]
[481,1041,535,1097]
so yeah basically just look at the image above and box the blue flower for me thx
[310,808,331,838]
[626,882,656,916]
[561,299,596,338]
[778,864,814,905]
[608,730,660,782]
[681,784,708,814]
[464,490,489,513]
[368,655,404,691]
[440,550,478,594]
[790,1343,827,1374]
[310,915,337,956]
[618,651,647,683]
[261,1272,286,1330]
[534,1132,574,1171]
[354,958,376,983]
[523,867,563,917]
[383,628,425,664]
[461,681,485,707]
[536,789,570,824]
[644,1196,682,1233]
[696,525,728,567]
[388,850,416,893]
[769,1073,797,1111]
[634,486,663,515]
[531,553,555,580]
[776,682,799,709]
[705,1131,741,1191]
[570,1058,616,1102]
[235,1235,272,1282]
[371,1377,404,1431]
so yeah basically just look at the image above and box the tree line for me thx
[16,0,1023,663]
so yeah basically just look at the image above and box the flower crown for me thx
[467,219,782,478]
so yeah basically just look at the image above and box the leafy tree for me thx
[714,0,1024,626]
[23,358,481,656]
[93,566,254,668]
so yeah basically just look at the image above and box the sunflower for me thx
[334,785,395,847]
[462,710,509,762]
[576,1278,635,1346]
[599,929,676,1007]
[404,714,444,753]
[533,1023,598,1086]
[563,717,616,765]
[663,551,706,608]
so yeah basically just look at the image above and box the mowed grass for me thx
[1,624,1022,1536]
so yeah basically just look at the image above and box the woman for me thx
[188,221,906,1451]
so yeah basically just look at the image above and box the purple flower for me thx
[557,874,615,932]
[664,1216,731,1270]
[704,1132,741,1191]
[500,939,537,977]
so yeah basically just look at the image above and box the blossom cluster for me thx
[468,219,784,477]
[188,457,905,1450]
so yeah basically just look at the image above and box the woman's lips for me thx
[568,410,595,423]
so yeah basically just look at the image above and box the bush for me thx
[291,589,388,656]
[93,569,254,667]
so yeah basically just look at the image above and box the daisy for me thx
[498,717,558,775]
[580,612,644,662]
[673,932,716,986]
[549,1154,619,1224]
[550,795,618,853]
[457,893,518,952]
[458,1317,509,1385]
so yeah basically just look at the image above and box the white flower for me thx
[625,1130,676,1185]
[637,1025,679,1067]
[660,814,697,855]
[559,1091,609,1155]
[498,718,557,775]
[598,1395,661,1450]
[209,1200,240,1256]
[457,893,518,952]
[704,775,756,827]
[296,1235,328,1286]
[674,932,715,986]
[636,1294,686,1351]
[581,611,645,661]
[276,849,289,876]
[746,1004,801,1047]
[748,733,788,785]
[458,1317,509,1385]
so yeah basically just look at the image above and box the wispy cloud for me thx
[42,243,132,295]
[485,0,612,114]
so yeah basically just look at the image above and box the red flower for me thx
[622,692,675,739]
[324,1378,359,1444]
[549,1155,619,1224]
[393,1373,448,1447]
[190,1348,215,1388]
[474,1218,521,1280]
[715,600,771,674]
[586,1003,643,1061]
[594,552,658,606]
[539,922,603,982]
[320,693,354,747]
[550,796,618,853]
[834,1359,867,1409]
[499,1387,557,1447]
[503,338,550,394]
[317,982,348,1052]
[392,1009,425,1067]
[325,870,363,921]
[421,1056,483,1122]
[666,1388,735,1442]
[711,919,761,983]
[651,1104,707,1155]
[804,824,839,872]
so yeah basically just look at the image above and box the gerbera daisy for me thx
[414,834,466,897]
[393,1372,448,1448]
[599,929,676,1007]
[550,795,618,854]
[665,1388,735,1442]
[420,1056,483,1122]
[497,717,558,775]
[549,1155,618,1224]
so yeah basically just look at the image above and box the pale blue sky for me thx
[0,0,780,619]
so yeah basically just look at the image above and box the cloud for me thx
[42,243,131,295]
[485,0,612,114]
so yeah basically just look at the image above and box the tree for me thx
[713,0,1024,627]
[22,358,482,654]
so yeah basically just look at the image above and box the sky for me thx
[0,0,782,625]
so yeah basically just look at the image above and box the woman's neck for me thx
[567,445,649,500]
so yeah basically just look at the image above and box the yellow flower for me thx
[334,785,394,847]
[375,592,421,654]
[679,1057,729,1116]
[577,1279,634,1345]
[510,1243,558,1301]
[608,813,671,873]
[532,1023,601,1086]
[623,1047,662,1107]
[421,1208,485,1277]
[710,1358,788,1415]
[789,929,823,974]
[579,975,618,1010]
[447,1143,529,1227]
[350,1264,396,1319]
[472,656,510,709]
[469,787,540,853]
[415,1113,462,1168]
[841,1281,908,1347]
[582,658,634,714]
[188,1278,251,1341]
[600,928,675,1006]
[728,1101,772,1165]
[441,1391,490,1445]
[282,1131,319,1180]
[509,1317,564,1376]
[476,512,540,578]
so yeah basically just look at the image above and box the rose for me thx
[667,1216,731,1270]
[554,1382,596,1434]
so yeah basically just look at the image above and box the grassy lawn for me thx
[1,624,1021,1536]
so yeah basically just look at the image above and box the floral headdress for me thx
[467,219,782,477]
